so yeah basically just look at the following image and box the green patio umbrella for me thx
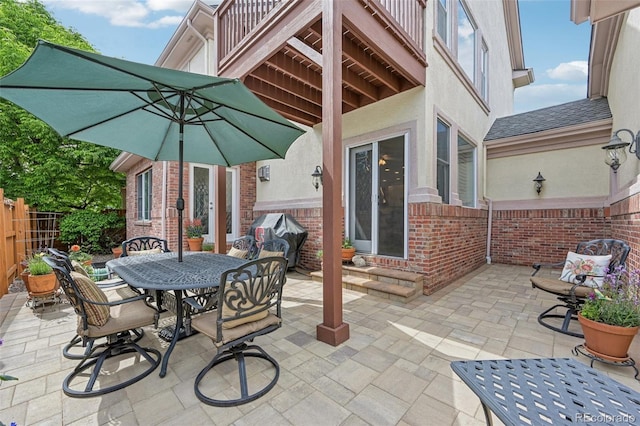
[0,40,305,261]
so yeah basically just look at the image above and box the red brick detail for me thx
[489,208,611,266]
[610,193,640,271]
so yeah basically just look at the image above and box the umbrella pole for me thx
[177,96,185,262]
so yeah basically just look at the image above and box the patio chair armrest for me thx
[184,296,205,311]
[531,261,565,276]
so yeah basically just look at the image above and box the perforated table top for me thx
[107,252,247,290]
[451,358,640,426]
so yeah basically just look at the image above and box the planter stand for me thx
[572,344,639,380]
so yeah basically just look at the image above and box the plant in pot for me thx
[578,266,640,362]
[27,254,58,296]
[68,244,92,265]
[202,242,215,253]
[185,218,205,251]
[341,238,356,262]
[316,249,323,270]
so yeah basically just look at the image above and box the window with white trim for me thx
[436,0,488,102]
[457,134,476,207]
[436,119,450,204]
[136,169,152,221]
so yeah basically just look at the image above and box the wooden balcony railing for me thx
[215,0,426,63]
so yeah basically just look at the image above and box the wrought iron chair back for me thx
[121,236,170,256]
[230,235,258,259]
[190,256,287,406]
[42,256,161,397]
[531,238,631,338]
[259,238,290,257]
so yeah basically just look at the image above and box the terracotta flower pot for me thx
[187,237,204,251]
[341,247,356,262]
[27,273,58,296]
[578,313,639,361]
[112,246,123,258]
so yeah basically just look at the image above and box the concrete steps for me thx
[309,264,424,303]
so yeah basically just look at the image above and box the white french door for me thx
[190,164,239,242]
[348,135,407,257]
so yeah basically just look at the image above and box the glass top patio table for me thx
[451,357,640,426]
[107,252,249,377]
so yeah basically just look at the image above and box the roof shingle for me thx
[484,98,611,141]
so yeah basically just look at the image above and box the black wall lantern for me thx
[311,165,323,191]
[602,129,640,172]
[533,171,545,195]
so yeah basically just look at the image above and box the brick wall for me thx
[610,193,640,270]
[265,202,488,295]
[489,208,611,266]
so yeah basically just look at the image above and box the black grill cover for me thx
[247,213,308,269]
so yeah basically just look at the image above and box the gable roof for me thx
[484,97,611,141]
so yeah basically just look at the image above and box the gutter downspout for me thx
[485,197,492,264]
[483,143,491,264]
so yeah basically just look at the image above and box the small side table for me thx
[451,358,640,426]
[573,344,639,380]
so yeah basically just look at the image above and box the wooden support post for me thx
[317,0,349,346]
[214,166,227,254]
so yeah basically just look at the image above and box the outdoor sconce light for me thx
[257,165,270,182]
[533,171,545,194]
[311,165,323,191]
[602,129,640,172]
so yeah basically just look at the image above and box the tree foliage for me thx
[0,0,125,212]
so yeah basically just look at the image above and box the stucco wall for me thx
[487,145,609,200]
[607,9,640,186]
[606,9,640,270]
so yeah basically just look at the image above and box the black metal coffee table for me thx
[451,358,640,425]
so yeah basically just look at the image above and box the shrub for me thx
[59,210,125,254]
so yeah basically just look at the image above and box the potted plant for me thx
[341,238,355,262]
[185,218,205,251]
[578,266,640,361]
[27,254,57,296]
[68,244,92,265]
[111,243,123,258]
[202,242,215,253]
[316,249,323,270]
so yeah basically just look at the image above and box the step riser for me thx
[310,265,423,303]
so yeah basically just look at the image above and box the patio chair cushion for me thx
[70,271,110,326]
[71,260,91,278]
[193,311,281,345]
[559,251,611,288]
[128,248,162,256]
[258,249,284,258]
[221,286,269,329]
[227,247,248,259]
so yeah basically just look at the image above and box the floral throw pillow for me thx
[559,251,612,288]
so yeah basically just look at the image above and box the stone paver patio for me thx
[1,263,638,425]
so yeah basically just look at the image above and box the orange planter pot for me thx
[341,247,356,262]
[578,313,639,361]
[112,246,123,258]
[27,273,58,297]
[187,237,204,251]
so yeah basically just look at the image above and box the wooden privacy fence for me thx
[0,188,62,297]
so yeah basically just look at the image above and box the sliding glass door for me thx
[348,135,406,257]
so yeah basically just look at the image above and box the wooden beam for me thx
[250,65,323,107]
[218,0,322,78]
[286,37,322,66]
[317,0,349,346]
[245,76,322,121]
[341,0,425,86]
[308,20,401,93]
